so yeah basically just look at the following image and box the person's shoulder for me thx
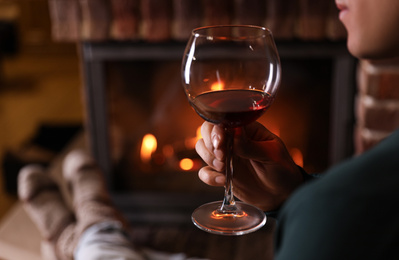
[275,130,399,259]
[280,128,399,217]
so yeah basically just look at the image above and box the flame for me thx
[211,81,224,91]
[290,147,304,168]
[140,134,157,163]
[180,158,194,171]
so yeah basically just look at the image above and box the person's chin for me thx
[346,37,376,60]
[348,43,397,61]
[347,48,375,60]
[346,38,363,58]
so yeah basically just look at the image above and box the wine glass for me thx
[181,25,281,235]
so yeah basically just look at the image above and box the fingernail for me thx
[215,176,225,185]
[212,135,220,149]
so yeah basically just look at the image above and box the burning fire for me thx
[140,134,157,163]
[180,127,203,171]
[140,127,303,173]
[140,129,203,171]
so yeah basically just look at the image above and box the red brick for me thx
[297,0,329,40]
[80,0,112,41]
[357,60,399,100]
[354,125,391,154]
[356,94,399,132]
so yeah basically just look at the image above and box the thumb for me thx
[234,122,289,163]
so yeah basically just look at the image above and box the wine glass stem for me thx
[220,127,237,212]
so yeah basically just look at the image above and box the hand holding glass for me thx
[181,25,281,235]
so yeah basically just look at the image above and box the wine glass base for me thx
[192,201,267,236]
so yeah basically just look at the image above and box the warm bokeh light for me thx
[290,147,304,168]
[196,126,202,141]
[140,134,157,163]
[180,158,194,171]
[184,126,203,149]
[211,81,224,91]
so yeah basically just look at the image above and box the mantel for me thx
[82,40,351,61]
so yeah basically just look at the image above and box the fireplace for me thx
[81,41,356,224]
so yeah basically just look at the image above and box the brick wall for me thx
[355,59,399,154]
[47,0,346,42]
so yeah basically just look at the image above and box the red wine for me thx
[190,89,274,128]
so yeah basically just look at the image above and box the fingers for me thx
[196,122,226,187]
[198,166,226,187]
[200,122,225,160]
[200,121,214,152]
[195,138,224,172]
[196,122,226,168]
[234,121,286,161]
[238,121,276,142]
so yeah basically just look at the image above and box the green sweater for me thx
[275,129,399,259]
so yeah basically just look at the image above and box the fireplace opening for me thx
[81,42,356,223]
[106,60,217,194]
[105,57,332,193]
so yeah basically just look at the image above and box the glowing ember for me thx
[179,158,194,171]
[140,134,157,163]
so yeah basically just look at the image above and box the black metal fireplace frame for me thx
[80,41,356,224]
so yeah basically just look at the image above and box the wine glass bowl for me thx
[181,25,281,235]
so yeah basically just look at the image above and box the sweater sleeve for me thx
[264,166,321,218]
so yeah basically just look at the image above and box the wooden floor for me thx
[0,50,84,220]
